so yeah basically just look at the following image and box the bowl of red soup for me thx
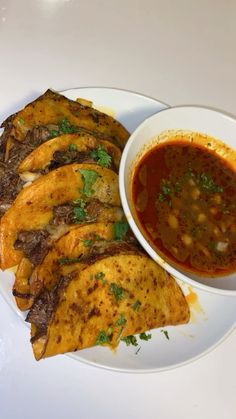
[119,106,236,295]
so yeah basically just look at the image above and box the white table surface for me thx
[0,1,236,418]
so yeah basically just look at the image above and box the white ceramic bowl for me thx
[119,106,236,296]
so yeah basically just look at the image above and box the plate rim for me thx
[60,85,169,108]
[68,320,236,374]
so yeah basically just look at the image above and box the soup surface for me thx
[132,139,236,276]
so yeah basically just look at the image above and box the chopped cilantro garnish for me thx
[73,206,87,222]
[132,300,141,311]
[115,313,127,327]
[109,283,125,301]
[18,117,25,124]
[95,272,104,280]
[49,129,59,138]
[139,332,152,341]
[121,335,138,347]
[90,145,112,168]
[58,256,81,265]
[161,329,170,340]
[79,169,99,197]
[94,272,107,284]
[68,143,77,151]
[95,234,102,241]
[162,183,171,195]
[198,173,223,193]
[95,330,112,345]
[113,221,129,241]
[158,193,165,202]
[73,198,87,222]
[73,198,86,206]
[158,182,171,203]
[58,117,78,134]
[83,239,93,247]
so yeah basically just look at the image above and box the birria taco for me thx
[0,163,124,310]
[0,89,128,217]
[26,254,190,360]
[18,133,121,175]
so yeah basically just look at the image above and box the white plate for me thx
[1,87,236,373]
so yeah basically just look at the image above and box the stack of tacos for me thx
[0,90,189,360]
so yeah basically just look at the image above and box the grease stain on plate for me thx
[186,286,207,322]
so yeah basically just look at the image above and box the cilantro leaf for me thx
[83,239,93,247]
[58,117,78,134]
[162,183,171,195]
[95,330,112,345]
[161,329,170,340]
[135,346,141,355]
[90,145,112,168]
[113,221,129,241]
[115,313,127,327]
[73,198,86,207]
[49,129,59,138]
[132,300,141,311]
[58,257,81,265]
[109,283,125,301]
[79,169,99,197]
[139,332,152,341]
[121,335,138,347]
[158,193,165,202]
[94,272,107,284]
[68,143,77,151]
[73,206,87,222]
[198,173,223,193]
[95,271,105,280]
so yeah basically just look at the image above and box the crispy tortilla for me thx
[26,254,190,360]
[14,223,113,310]
[18,133,121,173]
[30,223,141,304]
[0,164,120,269]
[14,222,139,311]
[1,89,129,149]
[28,223,113,305]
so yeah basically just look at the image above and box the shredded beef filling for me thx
[47,149,117,173]
[77,240,144,266]
[14,229,50,266]
[26,273,75,342]
[47,150,95,171]
[0,126,51,215]
[26,241,141,341]
[51,199,116,225]
[26,289,59,342]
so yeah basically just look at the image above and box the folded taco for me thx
[26,254,190,360]
[0,163,121,270]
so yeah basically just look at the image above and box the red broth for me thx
[132,140,236,276]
